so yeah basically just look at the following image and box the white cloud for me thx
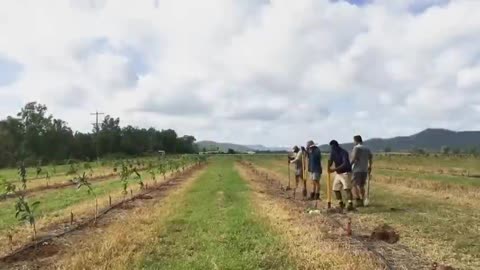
[0,0,479,146]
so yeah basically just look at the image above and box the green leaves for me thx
[14,195,39,227]
[18,162,27,190]
[72,172,94,195]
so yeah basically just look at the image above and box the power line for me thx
[90,111,105,161]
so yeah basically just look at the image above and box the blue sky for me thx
[0,56,22,87]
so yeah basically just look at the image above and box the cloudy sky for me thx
[1,0,479,146]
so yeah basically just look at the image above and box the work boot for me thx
[356,199,364,207]
[315,193,320,200]
[309,192,315,201]
[339,201,345,209]
[347,202,355,211]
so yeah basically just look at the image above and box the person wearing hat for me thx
[289,146,307,198]
[306,140,322,200]
[327,140,354,211]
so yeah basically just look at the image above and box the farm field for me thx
[243,154,480,269]
[0,154,478,269]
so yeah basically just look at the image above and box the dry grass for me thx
[249,159,479,269]
[52,168,206,270]
[235,164,384,270]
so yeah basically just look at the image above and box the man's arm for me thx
[350,147,358,166]
[333,152,348,172]
[290,152,301,163]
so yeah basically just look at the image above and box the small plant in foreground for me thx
[15,195,40,241]
[5,178,40,241]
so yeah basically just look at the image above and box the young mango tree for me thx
[10,167,40,241]
[84,162,94,177]
[120,163,131,198]
[15,195,40,241]
[45,172,50,187]
[71,172,98,222]
[35,160,42,178]
[132,168,143,190]
[158,161,167,180]
[66,161,78,176]
[18,162,27,190]
[149,168,156,185]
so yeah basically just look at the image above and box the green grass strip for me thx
[137,157,294,270]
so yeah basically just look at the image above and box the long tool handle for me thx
[327,172,332,208]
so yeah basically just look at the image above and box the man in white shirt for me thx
[289,146,307,199]
[350,135,373,207]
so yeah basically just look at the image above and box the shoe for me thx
[309,192,315,201]
[302,189,308,198]
[315,193,320,200]
[339,201,345,209]
[347,202,355,211]
[356,199,364,207]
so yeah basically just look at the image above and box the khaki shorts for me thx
[333,173,352,191]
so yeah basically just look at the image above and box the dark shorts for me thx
[352,172,368,187]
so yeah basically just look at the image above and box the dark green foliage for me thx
[0,102,198,168]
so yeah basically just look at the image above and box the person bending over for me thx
[328,140,354,211]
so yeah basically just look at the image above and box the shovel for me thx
[286,158,292,191]
[364,173,371,206]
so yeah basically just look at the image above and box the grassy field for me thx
[244,154,480,269]
[1,154,478,270]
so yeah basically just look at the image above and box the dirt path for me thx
[0,164,207,270]
[237,161,432,270]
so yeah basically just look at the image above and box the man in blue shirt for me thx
[327,140,354,211]
[306,140,322,200]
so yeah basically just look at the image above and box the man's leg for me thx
[333,175,345,208]
[342,173,355,211]
[314,173,321,200]
[309,174,315,200]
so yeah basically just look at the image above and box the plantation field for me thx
[0,154,478,269]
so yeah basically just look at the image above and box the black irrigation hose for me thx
[240,161,395,270]
[0,164,204,263]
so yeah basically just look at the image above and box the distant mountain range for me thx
[196,141,288,153]
[198,129,480,153]
[319,128,480,152]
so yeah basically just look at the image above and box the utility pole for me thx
[91,111,105,162]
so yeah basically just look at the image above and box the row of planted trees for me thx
[0,154,208,252]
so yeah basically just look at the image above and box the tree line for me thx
[0,102,198,168]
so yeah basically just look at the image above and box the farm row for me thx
[1,155,478,269]
[0,155,206,259]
